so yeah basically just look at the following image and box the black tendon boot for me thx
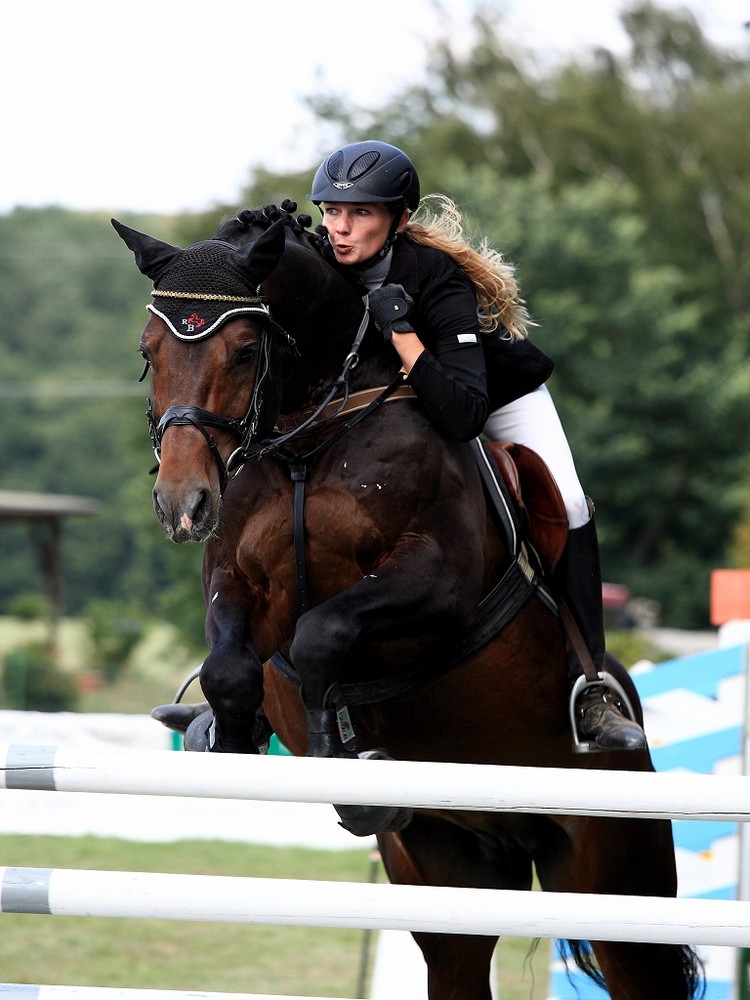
[151,703,270,754]
[557,512,647,753]
[306,707,412,836]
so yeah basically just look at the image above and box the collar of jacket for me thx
[384,237,419,297]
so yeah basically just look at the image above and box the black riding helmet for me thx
[308,141,420,211]
[309,141,420,270]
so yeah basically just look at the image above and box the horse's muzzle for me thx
[152,482,219,542]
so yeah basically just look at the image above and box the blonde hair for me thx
[405,194,531,339]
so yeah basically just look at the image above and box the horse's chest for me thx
[235,480,387,585]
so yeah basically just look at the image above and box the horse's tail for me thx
[679,945,708,999]
[557,940,607,992]
[558,939,706,998]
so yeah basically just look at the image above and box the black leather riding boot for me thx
[557,514,646,753]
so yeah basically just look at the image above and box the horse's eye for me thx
[236,344,258,365]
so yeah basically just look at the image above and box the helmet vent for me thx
[394,170,412,195]
[326,150,345,181]
[349,151,381,180]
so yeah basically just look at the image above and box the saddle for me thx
[483,440,568,575]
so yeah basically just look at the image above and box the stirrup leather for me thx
[569,670,639,754]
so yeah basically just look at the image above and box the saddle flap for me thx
[484,440,568,573]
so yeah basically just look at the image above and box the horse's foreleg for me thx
[199,567,266,754]
[288,536,476,834]
[290,534,477,755]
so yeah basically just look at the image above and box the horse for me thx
[113,203,704,1000]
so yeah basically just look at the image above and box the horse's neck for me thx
[280,349,399,416]
[267,257,397,410]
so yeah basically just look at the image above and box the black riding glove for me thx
[367,284,414,343]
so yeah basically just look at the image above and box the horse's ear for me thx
[111,219,183,282]
[232,219,286,287]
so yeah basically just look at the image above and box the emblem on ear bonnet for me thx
[111,219,286,339]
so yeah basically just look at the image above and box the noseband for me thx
[146,303,287,494]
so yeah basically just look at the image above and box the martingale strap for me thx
[289,464,309,617]
[271,378,418,620]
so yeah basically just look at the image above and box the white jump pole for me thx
[0,989,354,1000]
[2,866,750,948]
[2,743,750,822]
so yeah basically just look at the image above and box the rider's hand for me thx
[367,284,414,343]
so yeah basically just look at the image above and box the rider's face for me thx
[321,202,406,266]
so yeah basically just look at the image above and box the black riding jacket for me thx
[326,236,554,442]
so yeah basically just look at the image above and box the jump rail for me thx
[0,990,353,1000]
[2,743,750,822]
[2,865,750,948]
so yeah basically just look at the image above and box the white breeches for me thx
[483,385,590,529]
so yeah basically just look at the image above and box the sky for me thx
[2,0,748,217]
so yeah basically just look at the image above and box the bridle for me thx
[144,295,383,496]
[145,301,292,495]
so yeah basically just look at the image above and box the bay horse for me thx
[113,204,704,1000]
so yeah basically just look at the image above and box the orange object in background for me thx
[710,569,750,625]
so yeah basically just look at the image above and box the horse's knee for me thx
[291,609,356,670]
[289,609,359,709]
[201,647,262,711]
[200,647,265,754]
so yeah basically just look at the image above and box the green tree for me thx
[0,209,192,619]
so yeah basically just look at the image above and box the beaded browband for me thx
[152,290,264,304]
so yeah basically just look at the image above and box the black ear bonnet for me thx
[148,240,269,340]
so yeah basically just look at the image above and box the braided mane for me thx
[217,199,327,252]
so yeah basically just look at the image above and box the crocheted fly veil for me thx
[147,240,267,340]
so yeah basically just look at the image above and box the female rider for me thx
[308,140,645,754]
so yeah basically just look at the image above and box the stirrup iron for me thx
[569,670,639,754]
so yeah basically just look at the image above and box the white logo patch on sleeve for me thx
[457,333,478,343]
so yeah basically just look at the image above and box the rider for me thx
[307,139,646,753]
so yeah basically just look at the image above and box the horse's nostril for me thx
[151,483,217,540]
[152,490,166,521]
[190,489,209,523]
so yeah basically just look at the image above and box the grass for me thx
[0,614,200,715]
[0,835,551,998]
